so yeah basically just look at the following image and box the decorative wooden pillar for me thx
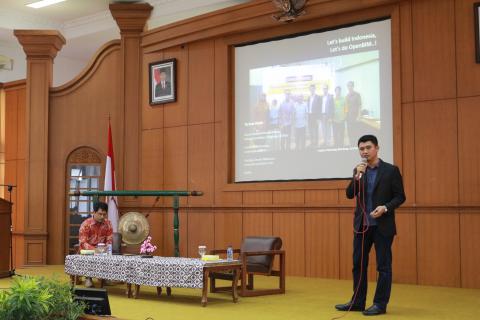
[14,30,65,266]
[110,3,152,205]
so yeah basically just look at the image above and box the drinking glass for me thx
[198,245,207,258]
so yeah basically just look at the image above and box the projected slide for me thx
[235,19,392,182]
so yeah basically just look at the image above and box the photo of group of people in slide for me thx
[243,50,381,154]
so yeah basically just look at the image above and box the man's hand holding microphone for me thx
[354,157,368,181]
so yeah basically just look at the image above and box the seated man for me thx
[79,201,112,287]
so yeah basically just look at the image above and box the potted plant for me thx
[0,275,85,320]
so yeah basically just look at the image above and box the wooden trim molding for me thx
[142,0,400,52]
[50,40,121,96]
[2,79,26,91]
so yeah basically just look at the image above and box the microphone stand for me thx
[0,184,16,278]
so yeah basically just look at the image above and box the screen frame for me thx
[220,5,402,192]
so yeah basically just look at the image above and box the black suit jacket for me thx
[155,81,171,97]
[346,159,406,236]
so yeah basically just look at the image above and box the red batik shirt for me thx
[79,217,113,250]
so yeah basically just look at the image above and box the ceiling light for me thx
[26,0,67,9]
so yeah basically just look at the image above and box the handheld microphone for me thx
[357,157,368,179]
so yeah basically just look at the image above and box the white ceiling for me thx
[0,0,249,84]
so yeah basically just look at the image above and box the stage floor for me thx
[0,265,478,320]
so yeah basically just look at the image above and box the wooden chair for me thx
[209,236,285,297]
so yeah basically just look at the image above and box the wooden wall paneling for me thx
[214,39,228,124]
[414,100,458,204]
[140,129,164,206]
[243,191,272,205]
[48,46,121,263]
[339,210,353,279]
[242,210,272,237]
[163,210,188,257]
[4,161,18,227]
[455,0,480,97]
[402,103,415,205]
[5,90,18,161]
[187,210,214,258]
[214,210,243,251]
[142,51,164,130]
[305,189,339,206]
[412,0,456,101]
[459,211,480,288]
[16,88,26,160]
[187,123,214,206]
[417,210,461,287]
[272,190,304,205]
[305,210,339,278]
[400,0,414,103]
[146,209,164,256]
[213,122,242,206]
[163,46,188,127]
[25,239,46,265]
[391,4,403,170]
[458,97,480,204]
[273,210,305,276]
[164,126,188,206]
[392,210,417,284]
[188,40,214,125]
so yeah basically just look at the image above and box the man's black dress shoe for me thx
[334,302,365,311]
[362,304,386,316]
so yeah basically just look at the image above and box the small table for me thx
[65,255,241,307]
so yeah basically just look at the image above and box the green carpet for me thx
[1,265,478,320]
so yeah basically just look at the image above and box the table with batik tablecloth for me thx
[64,255,241,306]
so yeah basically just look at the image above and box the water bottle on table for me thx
[226,245,233,261]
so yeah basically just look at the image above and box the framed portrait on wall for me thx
[475,2,480,62]
[149,58,176,105]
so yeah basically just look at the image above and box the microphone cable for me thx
[331,171,370,320]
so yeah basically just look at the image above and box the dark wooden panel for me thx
[214,211,243,251]
[458,97,480,204]
[392,210,417,284]
[5,89,18,161]
[417,211,461,287]
[140,129,164,190]
[146,210,164,256]
[243,191,272,205]
[187,210,215,258]
[400,0,413,103]
[460,212,480,288]
[163,46,188,127]
[163,126,188,206]
[188,40,214,125]
[273,210,305,276]
[412,0,456,100]
[305,210,339,278]
[414,100,458,204]
[339,211,354,280]
[242,210,272,237]
[455,0,480,97]
[402,103,415,205]
[142,51,164,130]
[188,123,214,206]
[305,189,339,206]
[272,190,304,205]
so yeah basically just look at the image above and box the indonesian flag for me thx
[104,122,118,232]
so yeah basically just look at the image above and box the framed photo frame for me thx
[475,2,480,63]
[149,58,176,105]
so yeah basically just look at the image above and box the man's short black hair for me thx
[357,134,378,147]
[94,201,108,212]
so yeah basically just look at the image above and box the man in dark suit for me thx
[155,70,171,97]
[307,84,321,148]
[335,134,406,316]
[319,84,334,146]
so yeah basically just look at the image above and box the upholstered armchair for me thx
[209,236,285,297]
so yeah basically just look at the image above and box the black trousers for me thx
[351,226,394,310]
